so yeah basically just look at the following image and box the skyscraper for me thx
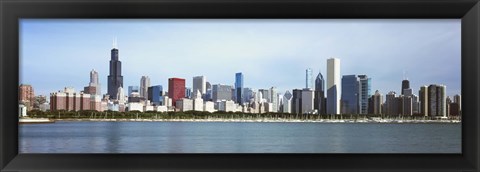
[270,87,278,112]
[314,72,326,115]
[358,75,371,114]
[327,58,341,114]
[341,75,359,114]
[292,89,302,114]
[372,90,383,114]
[419,85,428,116]
[168,78,186,107]
[301,88,314,114]
[185,87,192,99]
[212,84,233,102]
[428,84,447,117]
[305,68,313,89]
[385,91,398,116]
[235,72,244,104]
[283,90,293,113]
[107,38,123,99]
[140,76,150,100]
[453,94,461,113]
[192,76,206,96]
[89,69,101,95]
[401,79,410,95]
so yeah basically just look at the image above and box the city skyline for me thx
[20,19,461,98]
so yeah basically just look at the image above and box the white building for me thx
[193,98,204,111]
[127,102,144,112]
[156,105,168,112]
[19,104,27,117]
[144,105,155,112]
[163,96,172,107]
[301,89,315,114]
[107,102,120,111]
[327,58,341,114]
[117,87,126,104]
[270,87,278,113]
[218,100,235,112]
[177,98,193,112]
[204,101,215,113]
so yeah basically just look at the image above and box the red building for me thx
[19,84,35,110]
[168,78,185,107]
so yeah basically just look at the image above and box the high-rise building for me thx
[243,87,253,103]
[168,78,186,107]
[258,89,271,102]
[283,90,293,113]
[270,87,278,112]
[358,75,371,114]
[148,85,163,106]
[89,69,101,95]
[402,95,413,115]
[185,87,192,99]
[372,90,383,114]
[453,94,461,113]
[292,89,303,114]
[327,58,341,114]
[212,84,233,102]
[235,72,244,104]
[301,89,315,114]
[305,68,313,90]
[385,91,398,116]
[205,82,212,101]
[419,86,428,116]
[140,76,150,100]
[192,76,206,96]
[341,75,359,114]
[19,84,35,110]
[314,72,326,115]
[107,39,123,99]
[428,84,446,117]
[401,79,410,95]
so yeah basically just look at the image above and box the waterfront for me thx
[19,121,461,153]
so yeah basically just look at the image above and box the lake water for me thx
[19,121,461,153]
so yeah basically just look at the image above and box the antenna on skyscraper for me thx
[113,37,117,49]
[403,70,406,80]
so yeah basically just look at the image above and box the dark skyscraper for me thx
[401,80,410,95]
[341,75,359,114]
[314,72,326,115]
[107,38,123,99]
[235,72,244,104]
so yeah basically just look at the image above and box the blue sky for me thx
[20,19,461,99]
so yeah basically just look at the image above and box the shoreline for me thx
[53,118,461,123]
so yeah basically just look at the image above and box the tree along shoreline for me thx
[26,110,461,123]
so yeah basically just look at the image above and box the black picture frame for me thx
[1,0,479,171]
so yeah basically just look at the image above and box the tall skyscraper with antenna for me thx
[401,70,410,95]
[107,38,123,100]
